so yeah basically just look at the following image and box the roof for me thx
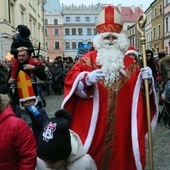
[114,6,143,22]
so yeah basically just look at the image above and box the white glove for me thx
[86,69,105,86]
[140,67,153,80]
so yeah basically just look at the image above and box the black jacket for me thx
[10,34,34,58]
[0,69,8,94]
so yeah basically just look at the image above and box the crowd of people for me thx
[1,4,169,170]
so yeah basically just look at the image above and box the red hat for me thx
[96,6,124,34]
[125,46,138,56]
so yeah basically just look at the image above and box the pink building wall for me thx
[45,24,64,60]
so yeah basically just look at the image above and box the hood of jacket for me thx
[68,130,86,163]
[0,104,15,124]
[0,94,10,112]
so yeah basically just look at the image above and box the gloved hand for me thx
[28,104,39,116]
[86,69,105,86]
[140,67,153,80]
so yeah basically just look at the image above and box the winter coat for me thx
[158,55,170,80]
[51,65,63,90]
[10,33,34,58]
[18,107,49,141]
[0,68,8,94]
[35,130,97,170]
[0,96,37,170]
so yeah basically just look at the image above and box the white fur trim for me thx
[61,71,100,153]
[20,96,38,110]
[61,72,89,108]
[131,73,158,170]
[83,83,99,152]
[125,50,138,56]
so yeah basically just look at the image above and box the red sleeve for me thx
[14,119,37,170]
[11,59,19,79]
[27,57,36,65]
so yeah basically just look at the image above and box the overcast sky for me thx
[59,0,153,11]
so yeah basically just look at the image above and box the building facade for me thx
[145,6,153,50]
[45,3,143,59]
[44,10,64,59]
[150,0,164,54]
[164,0,170,54]
[0,0,47,61]
[61,4,103,58]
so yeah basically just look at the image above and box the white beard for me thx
[93,32,129,86]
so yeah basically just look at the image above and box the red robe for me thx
[62,51,158,170]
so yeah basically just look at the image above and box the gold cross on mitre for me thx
[106,12,113,20]
[17,70,34,99]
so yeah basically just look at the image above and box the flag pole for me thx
[137,14,154,170]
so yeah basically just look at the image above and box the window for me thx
[55,42,59,49]
[151,30,152,40]
[153,28,155,40]
[78,28,83,35]
[54,19,58,25]
[159,4,162,14]
[72,28,76,35]
[165,17,168,33]
[76,17,80,22]
[87,28,92,35]
[54,28,59,35]
[45,19,48,25]
[65,42,70,49]
[46,42,48,49]
[45,29,48,36]
[158,25,161,38]
[86,17,90,22]
[93,28,97,35]
[154,8,157,18]
[66,17,70,22]
[65,28,70,35]
[72,42,76,49]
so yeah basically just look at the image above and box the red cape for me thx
[62,51,158,170]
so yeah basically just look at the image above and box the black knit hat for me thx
[37,109,72,161]
[16,25,31,38]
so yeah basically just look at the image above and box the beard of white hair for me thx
[93,33,129,86]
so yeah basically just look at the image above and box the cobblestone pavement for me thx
[45,93,170,169]
[44,93,63,118]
